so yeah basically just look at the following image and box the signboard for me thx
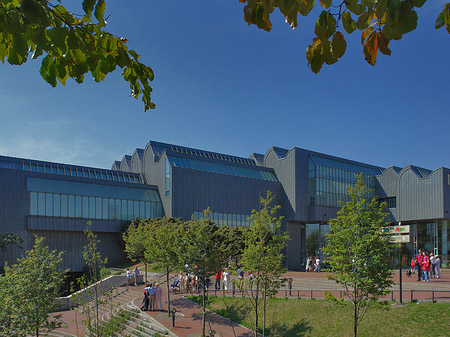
[386,225,410,234]
[391,235,411,243]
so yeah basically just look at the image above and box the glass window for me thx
[121,200,127,220]
[58,166,64,175]
[45,193,53,216]
[44,164,51,174]
[61,194,68,217]
[30,163,37,172]
[140,201,145,219]
[54,194,60,216]
[30,192,38,215]
[101,171,107,180]
[77,169,83,177]
[115,199,121,219]
[76,196,82,217]
[103,198,108,219]
[113,173,119,182]
[89,197,95,218]
[165,158,170,197]
[24,162,30,171]
[119,174,124,182]
[68,195,75,217]
[96,197,102,219]
[83,169,89,178]
[38,163,44,173]
[82,196,89,218]
[145,202,151,218]
[106,172,112,181]
[109,199,116,219]
[152,203,157,219]
[38,192,45,215]
[126,200,133,220]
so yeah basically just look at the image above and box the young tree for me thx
[72,222,109,336]
[0,236,65,337]
[240,191,289,337]
[239,1,450,72]
[178,209,230,337]
[0,0,155,110]
[323,174,396,337]
[144,217,182,316]
[123,219,152,282]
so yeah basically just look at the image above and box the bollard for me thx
[171,308,176,327]
[232,284,235,297]
[410,290,414,302]
[288,278,293,297]
[432,291,435,303]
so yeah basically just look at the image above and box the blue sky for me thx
[1,1,449,172]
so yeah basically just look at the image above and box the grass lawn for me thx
[188,296,450,336]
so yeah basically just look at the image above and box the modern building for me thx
[1,140,449,272]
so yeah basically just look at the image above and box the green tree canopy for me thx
[323,174,396,337]
[239,1,450,73]
[0,0,155,110]
[0,236,65,337]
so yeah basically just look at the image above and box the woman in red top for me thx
[422,251,431,282]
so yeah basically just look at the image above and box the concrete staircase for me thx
[43,286,175,337]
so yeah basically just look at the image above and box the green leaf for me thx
[306,37,324,74]
[71,49,87,65]
[396,2,417,34]
[435,11,445,29]
[332,31,346,59]
[319,0,331,9]
[356,10,372,30]
[363,31,378,66]
[298,0,315,16]
[94,0,106,24]
[342,11,356,34]
[375,0,387,20]
[411,0,426,8]
[377,32,391,55]
[82,0,96,17]
[346,0,365,16]
[314,11,336,43]
[8,34,29,65]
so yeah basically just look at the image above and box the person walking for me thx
[148,282,156,310]
[126,268,132,286]
[430,253,437,278]
[314,256,321,272]
[223,269,230,291]
[215,269,221,290]
[141,282,150,311]
[435,255,441,279]
[415,249,424,281]
[134,266,140,286]
[422,251,431,282]
[155,283,163,311]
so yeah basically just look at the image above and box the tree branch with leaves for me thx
[0,0,155,110]
[239,0,450,73]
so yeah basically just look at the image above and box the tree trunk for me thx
[354,284,357,337]
[145,262,148,283]
[254,283,259,337]
[202,277,206,337]
[166,268,171,316]
[263,286,267,337]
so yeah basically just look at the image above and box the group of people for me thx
[412,249,441,282]
[126,266,140,286]
[305,256,321,273]
[141,282,163,311]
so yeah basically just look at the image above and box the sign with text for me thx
[391,235,411,243]
[384,225,410,234]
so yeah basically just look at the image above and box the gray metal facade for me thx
[1,140,450,272]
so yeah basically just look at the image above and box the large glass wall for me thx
[167,155,278,182]
[0,156,142,184]
[192,211,251,227]
[300,223,330,266]
[28,178,163,221]
[308,155,382,207]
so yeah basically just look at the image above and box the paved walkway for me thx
[54,269,450,336]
